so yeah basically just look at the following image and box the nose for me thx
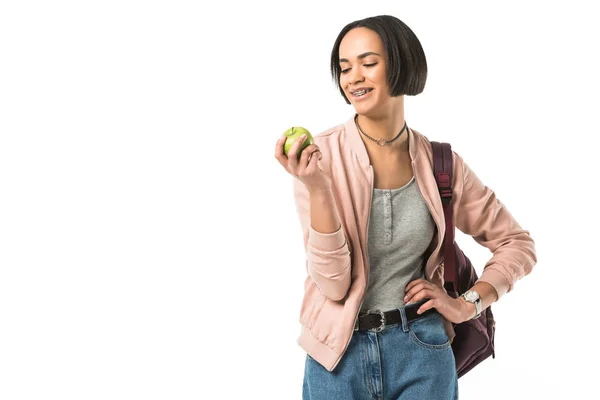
[349,67,364,85]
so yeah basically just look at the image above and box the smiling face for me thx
[338,27,392,115]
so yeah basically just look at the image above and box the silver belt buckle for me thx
[368,309,386,332]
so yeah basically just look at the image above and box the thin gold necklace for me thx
[354,114,407,147]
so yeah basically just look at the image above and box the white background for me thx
[1,1,598,399]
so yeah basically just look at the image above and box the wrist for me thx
[459,296,477,322]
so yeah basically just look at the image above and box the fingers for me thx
[274,133,288,166]
[303,148,322,175]
[405,288,434,305]
[416,299,436,315]
[291,141,319,172]
[307,150,322,164]
[300,144,319,166]
[404,280,436,304]
[404,279,426,302]
[287,136,306,170]
[274,133,321,176]
[405,278,427,293]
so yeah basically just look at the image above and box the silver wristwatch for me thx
[461,290,482,320]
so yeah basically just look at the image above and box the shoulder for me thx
[409,126,466,169]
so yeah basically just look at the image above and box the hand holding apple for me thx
[283,127,314,161]
[274,126,332,193]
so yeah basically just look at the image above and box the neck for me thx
[355,110,409,154]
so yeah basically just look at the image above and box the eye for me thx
[341,63,377,74]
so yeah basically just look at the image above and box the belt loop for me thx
[399,306,409,332]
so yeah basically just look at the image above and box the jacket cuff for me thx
[475,266,512,301]
[308,224,346,251]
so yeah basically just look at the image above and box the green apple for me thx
[283,126,314,160]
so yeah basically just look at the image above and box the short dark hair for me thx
[330,15,428,104]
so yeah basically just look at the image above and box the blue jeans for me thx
[302,301,458,400]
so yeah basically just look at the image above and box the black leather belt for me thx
[354,299,438,332]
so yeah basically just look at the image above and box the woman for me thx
[274,15,537,400]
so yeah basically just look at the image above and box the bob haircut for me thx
[330,15,428,104]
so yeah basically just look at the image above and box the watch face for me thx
[465,290,479,302]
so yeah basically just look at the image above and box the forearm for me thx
[293,180,351,301]
[454,152,537,302]
[306,187,350,301]
[309,187,341,234]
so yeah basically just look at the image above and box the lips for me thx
[351,88,374,100]
[350,88,373,95]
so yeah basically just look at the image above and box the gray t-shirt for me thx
[359,175,436,313]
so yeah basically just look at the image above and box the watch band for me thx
[461,291,482,320]
[473,299,482,319]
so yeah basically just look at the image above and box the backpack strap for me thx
[431,141,457,293]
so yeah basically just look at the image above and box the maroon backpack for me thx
[431,141,496,378]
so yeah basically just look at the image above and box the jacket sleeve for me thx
[292,178,352,301]
[452,151,537,301]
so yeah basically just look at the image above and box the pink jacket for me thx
[293,114,537,372]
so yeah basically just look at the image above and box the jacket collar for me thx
[344,113,420,168]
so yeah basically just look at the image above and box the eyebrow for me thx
[339,52,381,63]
